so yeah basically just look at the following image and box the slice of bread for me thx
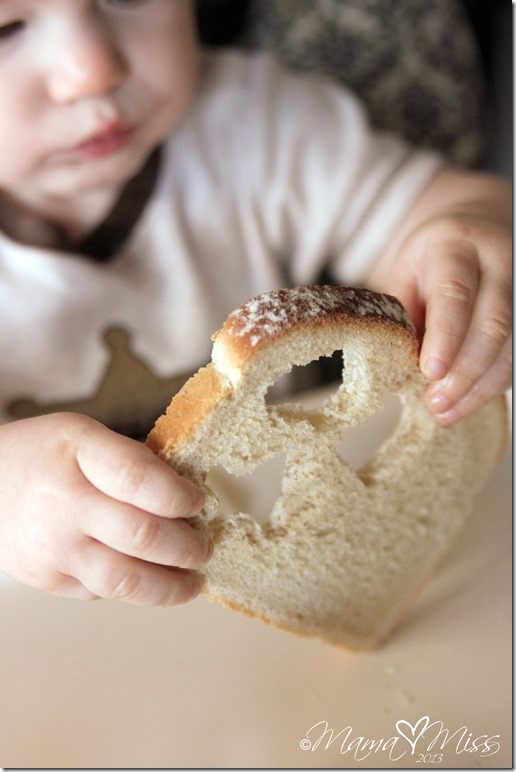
[147,285,507,650]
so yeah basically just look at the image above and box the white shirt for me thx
[0,50,441,434]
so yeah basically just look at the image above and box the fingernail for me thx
[423,356,448,381]
[427,391,452,414]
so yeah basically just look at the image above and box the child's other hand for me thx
[0,414,211,604]
[368,168,512,425]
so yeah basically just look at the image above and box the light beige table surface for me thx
[0,390,512,769]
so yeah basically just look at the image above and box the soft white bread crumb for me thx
[147,285,507,650]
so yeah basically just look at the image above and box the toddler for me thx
[0,0,511,606]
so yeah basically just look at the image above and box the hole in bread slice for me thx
[203,391,402,525]
[265,351,343,404]
[205,452,287,526]
[335,392,402,472]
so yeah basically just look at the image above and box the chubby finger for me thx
[76,423,203,517]
[428,336,512,425]
[81,490,213,569]
[425,272,512,416]
[419,242,480,382]
[71,539,202,606]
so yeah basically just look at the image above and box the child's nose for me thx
[47,27,127,104]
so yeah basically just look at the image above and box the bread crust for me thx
[212,285,417,374]
[147,364,232,461]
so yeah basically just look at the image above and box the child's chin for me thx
[67,149,151,193]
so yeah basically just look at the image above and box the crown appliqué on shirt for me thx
[7,327,192,438]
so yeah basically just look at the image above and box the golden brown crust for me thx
[147,364,231,460]
[214,285,414,366]
[213,285,417,372]
[223,285,414,341]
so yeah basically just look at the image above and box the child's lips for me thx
[67,123,136,159]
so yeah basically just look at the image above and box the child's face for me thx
[0,0,199,207]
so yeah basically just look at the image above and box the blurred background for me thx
[195,0,512,179]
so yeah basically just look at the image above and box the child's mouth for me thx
[70,123,136,159]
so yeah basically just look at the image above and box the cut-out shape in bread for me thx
[147,286,507,650]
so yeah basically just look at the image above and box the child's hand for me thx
[368,168,512,425]
[0,413,211,604]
